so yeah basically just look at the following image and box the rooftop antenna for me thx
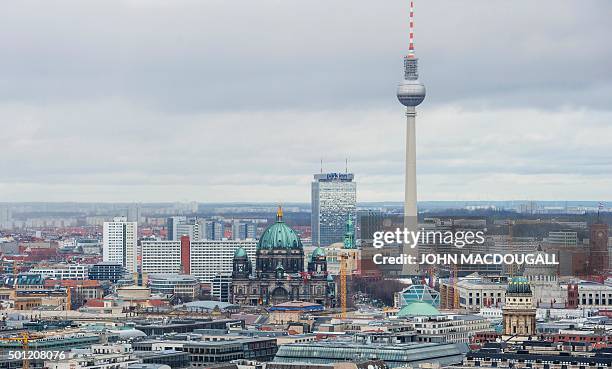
[408,0,415,58]
[320,159,323,174]
[597,202,604,223]
[345,158,348,173]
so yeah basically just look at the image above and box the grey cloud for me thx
[1,0,611,202]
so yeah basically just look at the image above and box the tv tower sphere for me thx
[397,0,426,107]
[397,74,426,107]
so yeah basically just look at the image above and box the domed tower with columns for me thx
[502,277,536,340]
[523,245,566,308]
[231,206,333,306]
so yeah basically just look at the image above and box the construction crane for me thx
[448,262,459,309]
[0,332,43,369]
[453,263,459,309]
[339,252,349,319]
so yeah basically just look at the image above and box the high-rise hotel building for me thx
[103,217,138,273]
[311,172,356,246]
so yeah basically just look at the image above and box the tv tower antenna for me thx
[408,0,415,57]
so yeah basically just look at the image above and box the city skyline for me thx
[1,0,611,203]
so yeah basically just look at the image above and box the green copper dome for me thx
[258,207,303,250]
[234,246,248,258]
[507,276,532,294]
[311,247,326,261]
[397,302,440,318]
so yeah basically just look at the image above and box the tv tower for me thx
[397,0,426,276]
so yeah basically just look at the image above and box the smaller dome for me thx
[397,302,440,318]
[234,247,247,258]
[507,276,532,294]
[311,247,326,261]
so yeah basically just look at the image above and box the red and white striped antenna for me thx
[408,0,415,57]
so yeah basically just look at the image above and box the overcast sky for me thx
[1,0,611,203]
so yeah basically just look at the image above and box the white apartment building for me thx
[141,239,256,283]
[103,217,138,273]
[410,315,491,343]
[140,240,182,274]
[29,264,90,280]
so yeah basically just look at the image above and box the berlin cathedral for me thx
[231,207,335,306]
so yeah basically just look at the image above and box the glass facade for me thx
[311,173,356,247]
[274,342,468,368]
[397,284,441,308]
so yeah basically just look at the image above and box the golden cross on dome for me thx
[276,205,283,221]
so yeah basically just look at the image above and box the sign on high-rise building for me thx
[103,217,138,273]
[311,172,356,246]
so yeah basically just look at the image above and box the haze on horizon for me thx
[1,0,611,203]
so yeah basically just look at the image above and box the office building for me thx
[147,273,200,300]
[88,262,125,283]
[127,204,141,224]
[166,216,187,241]
[547,230,578,247]
[202,220,224,240]
[359,209,383,241]
[29,264,90,280]
[232,221,256,240]
[103,217,138,273]
[212,274,232,302]
[176,221,199,241]
[0,206,11,229]
[167,216,201,241]
[462,347,612,369]
[274,341,467,368]
[407,314,491,344]
[311,173,356,246]
[133,337,277,363]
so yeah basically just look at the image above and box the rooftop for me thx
[397,302,441,318]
